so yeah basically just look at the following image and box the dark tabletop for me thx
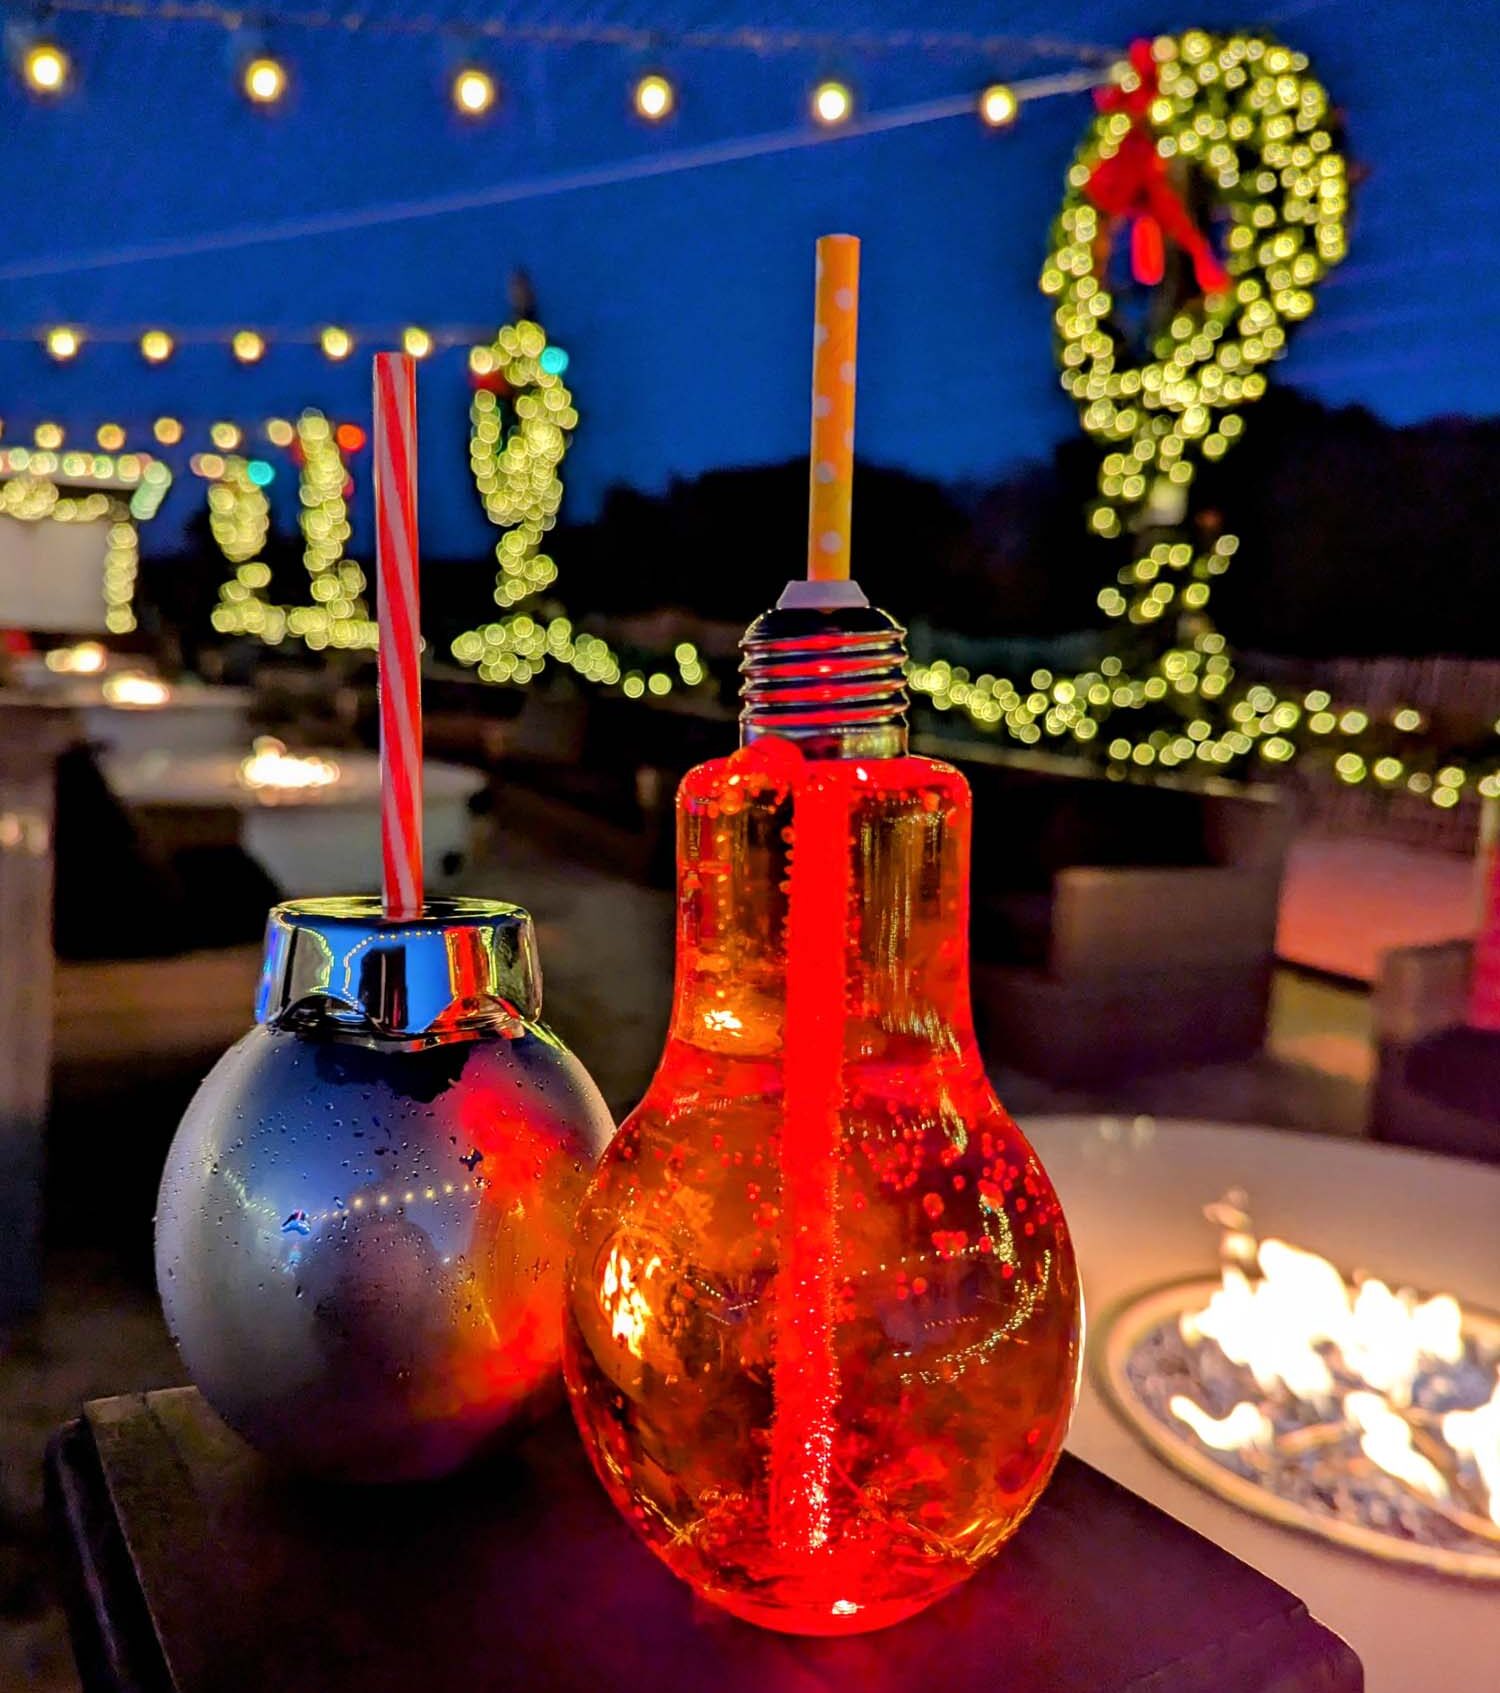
[46,1387,1362,1693]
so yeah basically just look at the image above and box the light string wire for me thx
[0,71,1103,285]
[5,2,1118,65]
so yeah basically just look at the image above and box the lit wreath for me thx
[911,33,1414,793]
[1043,29,1347,625]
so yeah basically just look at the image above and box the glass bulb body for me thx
[565,743,1082,1634]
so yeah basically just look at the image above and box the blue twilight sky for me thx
[1,0,1498,556]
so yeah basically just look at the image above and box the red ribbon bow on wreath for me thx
[1084,39,1230,295]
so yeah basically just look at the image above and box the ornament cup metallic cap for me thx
[739,577,909,760]
[256,894,542,1041]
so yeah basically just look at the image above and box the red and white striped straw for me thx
[373,351,423,920]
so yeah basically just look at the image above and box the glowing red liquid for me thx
[564,745,1082,1634]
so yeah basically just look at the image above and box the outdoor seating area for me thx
[3,6,1498,1692]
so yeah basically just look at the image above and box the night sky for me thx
[3,0,1498,558]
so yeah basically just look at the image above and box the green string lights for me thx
[0,444,172,633]
[451,318,705,697]
[209,411,376,650]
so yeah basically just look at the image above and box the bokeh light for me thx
[232,330,266,364]
[44,327,81,362]
[320,325,352,361]
[23,43,69,95]
[634,73,675,121]
[243,56,287,105]
[812,80,852,126]
[402,326,432,358]
[140,329,174,364]
[980,84,1018,127]
[153,417,183,445]
[452,67,496,116]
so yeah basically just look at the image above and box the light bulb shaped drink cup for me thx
[155,355,613,1482]
[563,238,1082,1633]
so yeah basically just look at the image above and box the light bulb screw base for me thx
[739,577,909,760]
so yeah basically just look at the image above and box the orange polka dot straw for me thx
[807,233,859,582]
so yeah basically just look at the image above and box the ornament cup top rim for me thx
[256,893,543,1040]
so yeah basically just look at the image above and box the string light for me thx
[154,417,183,445]
[0,445,172,632]
[22,43,69,95]
[96,423,125,450]
[979,84,1019,127]
[320,325,352,361]
[634,73,675,121]
[265,417,295,447]
[211,410,375,650]
[140,329,174,364]
[210,421,242,450]
[452,66,497,116]
[44,327,82,362]
[402,326,432,358]
[242,56,287,106]
[812,80,853,126]
[232,329,266,364]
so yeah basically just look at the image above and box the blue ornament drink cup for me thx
[155,895,614,1483]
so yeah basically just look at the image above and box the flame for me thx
[1182,1238,1464,1408]
[1181,1261,1335,1401]
[600,1245,660,1358]
[1174,1204,1500,1529]
[1169,1395,1274,1452]
[102,671,170,707]
[1443,1377,1500,1527]
[45,641,105,674]
[1344,1392,1449,1500]
[238,737,341,792]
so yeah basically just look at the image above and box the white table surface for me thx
[103,749,483,811]
[102,750,486,894]
[1023,1115,1500,1693]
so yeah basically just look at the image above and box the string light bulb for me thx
[211,422,243,451]
[634,72,675,121]
[44,327,81,362]
[980,84,1019,127]
[265,417,295,447]
[320,325,352,361]
[402,325,433,358]
[243,56,287,106]
[35,423,64,449]
[232,330,266,364]
[812,79,852,126]
[22,42,69,95]
[153,417,183,445]
[140,329,174,364]
[452,66,496,116]
[96,423,125,451]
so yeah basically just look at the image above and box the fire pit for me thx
[1101,1193,1500,1581]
